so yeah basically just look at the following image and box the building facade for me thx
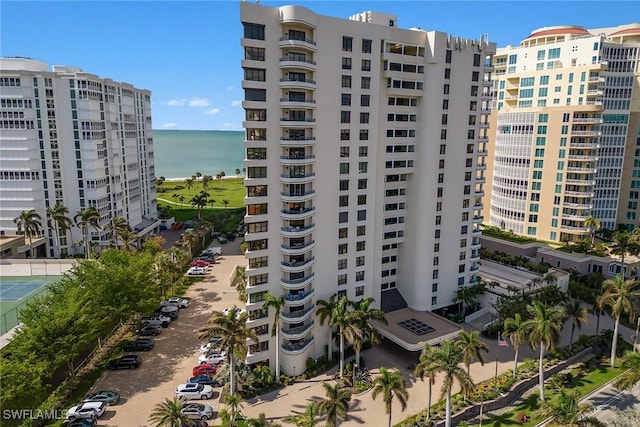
[484,24,640,243]
[0,58,157,257]
[240,2,495,374]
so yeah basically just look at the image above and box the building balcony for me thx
[471,238,481,249]
[279,36,317,51]
[571,130,601,137]
[560,224,590,234]
[563,214,589,222]
[280,155,315,166]
[280,190,315,203]
[281,240,315,254]
[572,117,603,124]
[281,257,315,272]
[280,137,316,147]
[472,215,484,223]
[281,337,314,355]
[569,142,599,149]
[279,57,317,71]
[281,305,314,322]
[565,179,595,186]
[280,173,316,184]
[279,97,316,108]
[279,77,316,90]
[475,190,485,197]
[568,154,597,161]
[281,273,315,290]
[564,202,593,209]
[281,320,314,340]
[587,90,604,96]
[477,163,487,170]
[280,118,316,127]
[281,223,315,237]
[479,122,490,128]
[564,190,594,197]
[283,288,314,305]
[567,167,596,174]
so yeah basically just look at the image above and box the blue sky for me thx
[2,1,637,130]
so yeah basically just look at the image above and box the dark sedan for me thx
[123,338,155,352]
[135,324,161,336]
[107,355,141,370]
[188,374,221,387]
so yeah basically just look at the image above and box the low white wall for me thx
[0,259,76,276]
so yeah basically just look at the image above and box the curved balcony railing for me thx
[283,288,314,301]
[279,77,316,84]
[281,273,315,286]
[281,337,314,353]
[281,321,314,338]
[280,173,315,179]
[279,97,316,104]
[281,240,315,251]
[281,305,314,321]
[281,190,315,197]
[280,57,316,65]
[279,36,316,45]
[281,257,314,268]
[280,118,316,123]
[281,207,315,215]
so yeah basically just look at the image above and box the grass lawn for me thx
[156,178,245,209]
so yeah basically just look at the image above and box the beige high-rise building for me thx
[484,24,640,243]
[240,2,495,374]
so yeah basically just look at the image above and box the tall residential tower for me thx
[240,2,495,374]
[0,58,158,258]
[484,24,640,242]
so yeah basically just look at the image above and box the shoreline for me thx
[162,175,241,183]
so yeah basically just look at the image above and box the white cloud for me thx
[222,122,241,130]
[188,97,210,107]
[230,100,242,107]
[203,108,221,115]
[160,122,178,129]
[227,86,234,91]
[166,99,186,107]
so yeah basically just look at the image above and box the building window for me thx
[356,241,366,251]
[340,129,350,140]
[357,210,367,221]
[342,36,353,52]
[341,93,351,106]
[362,59,371,71]
[356,271,365,282]
[342,57,352,70]
[445,50,452,63]
[339,163,349,174]
[357,225,366,236]
[360,112,369,124]
[360,95,370,107]
[338,244,347,254]
[359,146,368,157]
[361,77,371,89]
[342,75,352,88]
[341,111,351,123]
[339,180,349,191]
[339,195,349,207]
[243,22,265,40]
[338,259,348,269]
[244,68,266,81]
[362,39,372,53]
[339,228,348,238]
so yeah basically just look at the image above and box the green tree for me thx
[155,176,166,191]
[14,209,42,258]
[597,275,640,367]
[109,216,130,249]
[202,174,212,190]
[521,301,566,401]
[584,216,601,246]
[316,294,339,362]
[223,199,230,209]
[351,297,386,367]
[197,307,258,394]
[195,171,202,181]
[235,168,242,181]
[611,231,637,275]
[533,388,603,427]
[185,178,194,194]
[454,286,475,316]
[148,397,193,427]
[190,192,209,219]
[284,402,321,427]
[503,313,525,378]
[371,367,409,427]
[46,202,72,258]
[317,382,352,427]
[74,207,101,259]
[613,351,640,390]
[225,392,243,424]
[415,339,473,427]
[456,330,489,376]
[317,294,361,378]
[414,345,438,419]
[565,300,588,352]
[117,228,140,252]
[262,293,285,380]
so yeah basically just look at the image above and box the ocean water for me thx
[152,130,244,179]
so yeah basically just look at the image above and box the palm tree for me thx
[503,313,525,378]
[74,207,101,259]
[190,193,208,219]
[225,392,243,424]
[584,216,601,246]
[565,300,589,352]
[453,287,475,316]
[317,382,352,427]
[533,388,603,427]
[415,339,473,427]
[155,176,166,191]
[222,199,230,209]
[109,216,129,249]
[195,171,202,181]
[148,397,193,427]
[351,297,387,367]
[455,330,489,377]
[414,344,438,419]
[611,231,637,276]
[14,209,42,258]
[284,402,321,427]
[117,228,140,252]
[371,367,409,427]
[178,195,185,208]
[46,203,72,258]
[318,294,361,378]
[597,275,640,367]
[197,307,258,394]
[220,171,226,186]
[185,178,194,194]
[262,293,285,380]
[202,174,212,190]
[521,301,566,401]
[316,294,339,362]
[235,168,242,181]
[208,198,217,209]
[613,351,640,390]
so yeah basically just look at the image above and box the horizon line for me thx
[153,128,243,132]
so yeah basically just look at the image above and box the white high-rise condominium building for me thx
[0,58,158,258]
[484,24,640,242]
[240,2,495,374]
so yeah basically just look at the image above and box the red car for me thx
[192,364,217,377]
[190,260,210,268]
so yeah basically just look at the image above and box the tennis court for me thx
[0,276,60,334]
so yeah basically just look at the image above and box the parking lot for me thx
[87,239,245,426]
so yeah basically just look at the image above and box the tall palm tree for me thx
[284,402,321,427]
[14,209,42,258]
[584,216,601,246]
[414,345,438,419]
[235,168,242,181]
[456,330,489,377]
[262,293,285,380]
[371,367,409,427]
[197,307,258,394]
[613,351,640,390]
[195,171,202,181]
[185,178,194,194]
[117,228,140,252]
[155,176,166,192]
[201,174,212,190]
[317,294,361,378]
[533,388,603,427]
[46,203,72,258]
[222,199,230,209]
[503,313,525,378]
[611,231,637,276]
[521,301,566,401]
[597,275,640,367]
[74,207,101,259]
[316,294,339,362]
[148,397,193,427]
[109,216,129,249]
[416,339,473,427]
[317,382,352,427]
[351,297,387,367]
[565,300,589,352]
[190,193,208,219]
[225,392,243,424]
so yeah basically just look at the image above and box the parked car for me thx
[66,402,106,420]
[139,317,169,328]
[136,324,161,336]
[198,351,227,365]
[181,402,214,420]
[187,267,206,276]
[182,421,208,427]
[155,304,179,318]
[199,337,221,353]
[226,233,236,241]
[190,260,210,268]
[167,297,190,308]
[192,364,217,377]
[123,338,155,352]
[217,236,228,244]
[61,419,96,427]
[107,355,141,370]
[201,247,222,256]
[147,313,172,325]
[176,383,214,400]
[222,306,246,318]
[82,390,120,406]
[189,374,221,387]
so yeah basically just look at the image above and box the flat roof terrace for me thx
[372,308,463,352]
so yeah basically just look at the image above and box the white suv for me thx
[66,401,107,420]
[176,383,214,400]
